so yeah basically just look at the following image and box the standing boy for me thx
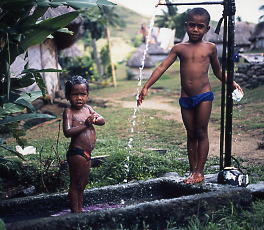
[63,75,105,212]
[137,8,243,184]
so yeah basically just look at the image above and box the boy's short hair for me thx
[186,7,211,24]
[65,75,89,100]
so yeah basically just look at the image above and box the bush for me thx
[131,35,142,47]
[59,55,98,81]
[0,155,69,195]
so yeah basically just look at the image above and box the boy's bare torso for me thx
[173,41,215,97]
[66,105,96,152]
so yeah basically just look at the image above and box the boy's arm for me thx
[210,44,223,81]
[137,46,178,105]
[210,44,243,93]
[63,109,88,138]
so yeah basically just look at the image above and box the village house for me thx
[250,21,264,50]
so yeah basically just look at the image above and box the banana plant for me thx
[0,0,115,155]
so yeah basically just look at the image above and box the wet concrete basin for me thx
[0,176,252,230]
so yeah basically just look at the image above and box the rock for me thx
[55,90,65,99]
[235,63,264,89]
[32,98,44,110]
[57,98,70,108]
[161,172,181,178]
[247,181,264,199]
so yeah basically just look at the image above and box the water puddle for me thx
[51,203,124,217]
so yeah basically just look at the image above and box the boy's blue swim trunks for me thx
[179,91,214,109]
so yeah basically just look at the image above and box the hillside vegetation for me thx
[97,5,151,63]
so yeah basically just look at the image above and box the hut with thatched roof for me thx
[250,21,264,50]
[127,45,155,80]
[10,6,83,98]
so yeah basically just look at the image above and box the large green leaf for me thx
[0,113,56,125]
[97,0,116,7]
[10,74,35,89]
[0,0,35,7]
[15,99,36,113]
[1,0,116,7]
[61,0,98,9]
[16,91,43,103]
[22,68,63,73]
[18,6,49,28]
[2,103,25,115]
[33,73,48,96]
[36,0,116,8]
[21,11,79,50]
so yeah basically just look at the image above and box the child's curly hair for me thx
[65,75,89,100]
[186,7,211,25]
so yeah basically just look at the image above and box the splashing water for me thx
[125,4,159,183]
[127,6,158,151]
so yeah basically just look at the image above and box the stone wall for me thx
[235,63,264,89]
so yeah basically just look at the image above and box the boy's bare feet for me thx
[184,173,204,184]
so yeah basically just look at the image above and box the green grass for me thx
[168,200,264,230]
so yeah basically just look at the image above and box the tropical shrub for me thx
[0,0,115,153]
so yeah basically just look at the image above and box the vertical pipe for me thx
[224,0,235,167]
[219,15,228,170]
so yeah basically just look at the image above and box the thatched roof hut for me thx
[127,46,155,68]
[204,21,255,50]
[10,6,83,98]
[250,21,264,49]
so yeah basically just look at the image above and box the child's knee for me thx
[186,129,197,140]
[71,179,87,191]
[187,128,207,140]
[196,128,208,139]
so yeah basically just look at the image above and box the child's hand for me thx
[233,81,243,95]
[85,114,95,126]
[137,87,148,106]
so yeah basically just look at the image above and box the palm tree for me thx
[100,6,125,87]
[154,1,187,39]
[82,9,105,78]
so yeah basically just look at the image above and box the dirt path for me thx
[102,91,264,164]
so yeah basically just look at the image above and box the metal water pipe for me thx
[224,0,236,167]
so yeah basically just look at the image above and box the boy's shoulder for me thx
[201,41,216,49]
[171,42,187,52]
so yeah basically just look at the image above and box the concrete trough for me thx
[0,176,252,230]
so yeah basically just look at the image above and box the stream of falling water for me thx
[124,5,159,183]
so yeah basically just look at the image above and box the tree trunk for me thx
[91,38,104,77]
[105,25,117,87]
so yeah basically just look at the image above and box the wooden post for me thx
[106,26,117,87]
